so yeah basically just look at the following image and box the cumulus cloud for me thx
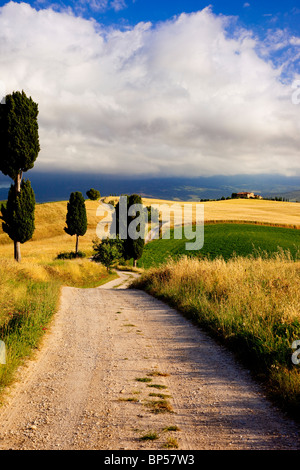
[0,1,299,177]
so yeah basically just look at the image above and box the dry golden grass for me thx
[140,198,300,228]
[0,257,112,318]
[0,199,101,260]
[133,253,300,417]
[201,199,300,227]
[135,252,300,327]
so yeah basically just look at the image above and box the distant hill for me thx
[0,172,299,203]
[265,190,300,202]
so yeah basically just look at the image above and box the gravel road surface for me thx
[0,271,299,450]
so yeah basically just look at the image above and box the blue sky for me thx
[20,0,300,34]
[0,1,299,177]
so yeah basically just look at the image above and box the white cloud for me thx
[72,0,127,14]
[110,0,127,12]
[84,0,108,11]
[0,1,299,177]
[290,36,300,46]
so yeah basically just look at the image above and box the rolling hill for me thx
[0,197,300,262]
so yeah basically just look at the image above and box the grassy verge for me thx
[0,258,117,398]
[132,253,300,419]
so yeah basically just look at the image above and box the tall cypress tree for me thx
[0,90,40,261]
[1,180,35,261]
[64,192,87,255]
[113,194,146,267]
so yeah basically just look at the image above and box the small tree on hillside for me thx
[86,188,100,200]
[92,236,124,271]
[0,90,40,261]
[64,192,87,255]
[0,180,35,261]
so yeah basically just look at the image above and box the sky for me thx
[0,0,299,178]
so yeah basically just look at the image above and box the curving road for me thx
[0,271,299,450]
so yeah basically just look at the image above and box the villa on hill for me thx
[236,192,263,199]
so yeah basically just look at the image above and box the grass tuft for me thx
[140,431,159,441]
[162,437,179,449]
[147,384,168,390]
[145,399,174,414]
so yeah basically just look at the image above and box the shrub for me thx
[86,188,100,200]
[56,251,86,260]
[92,237,124,271]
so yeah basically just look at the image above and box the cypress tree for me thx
[127,194,146,267]
[64,192,87,255]
[0,90,40,261]
[1,180,35,262]
[113,194,146,267]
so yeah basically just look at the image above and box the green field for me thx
[138,223,300,268]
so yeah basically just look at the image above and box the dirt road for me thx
[0,271,299,450]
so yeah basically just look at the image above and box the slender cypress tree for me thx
[1,180,35,262]
[64,192,87,255]
[0,90,40,261]
[127,194,146,267]
[113,194,146,267]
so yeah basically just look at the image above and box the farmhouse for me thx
[237,192,254,198]
[236,192,263,199]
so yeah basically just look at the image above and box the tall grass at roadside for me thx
[132,251,300,418]
[0,258,116,397]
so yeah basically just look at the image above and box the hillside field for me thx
[0,197,299,261]
[142,197,300,228]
